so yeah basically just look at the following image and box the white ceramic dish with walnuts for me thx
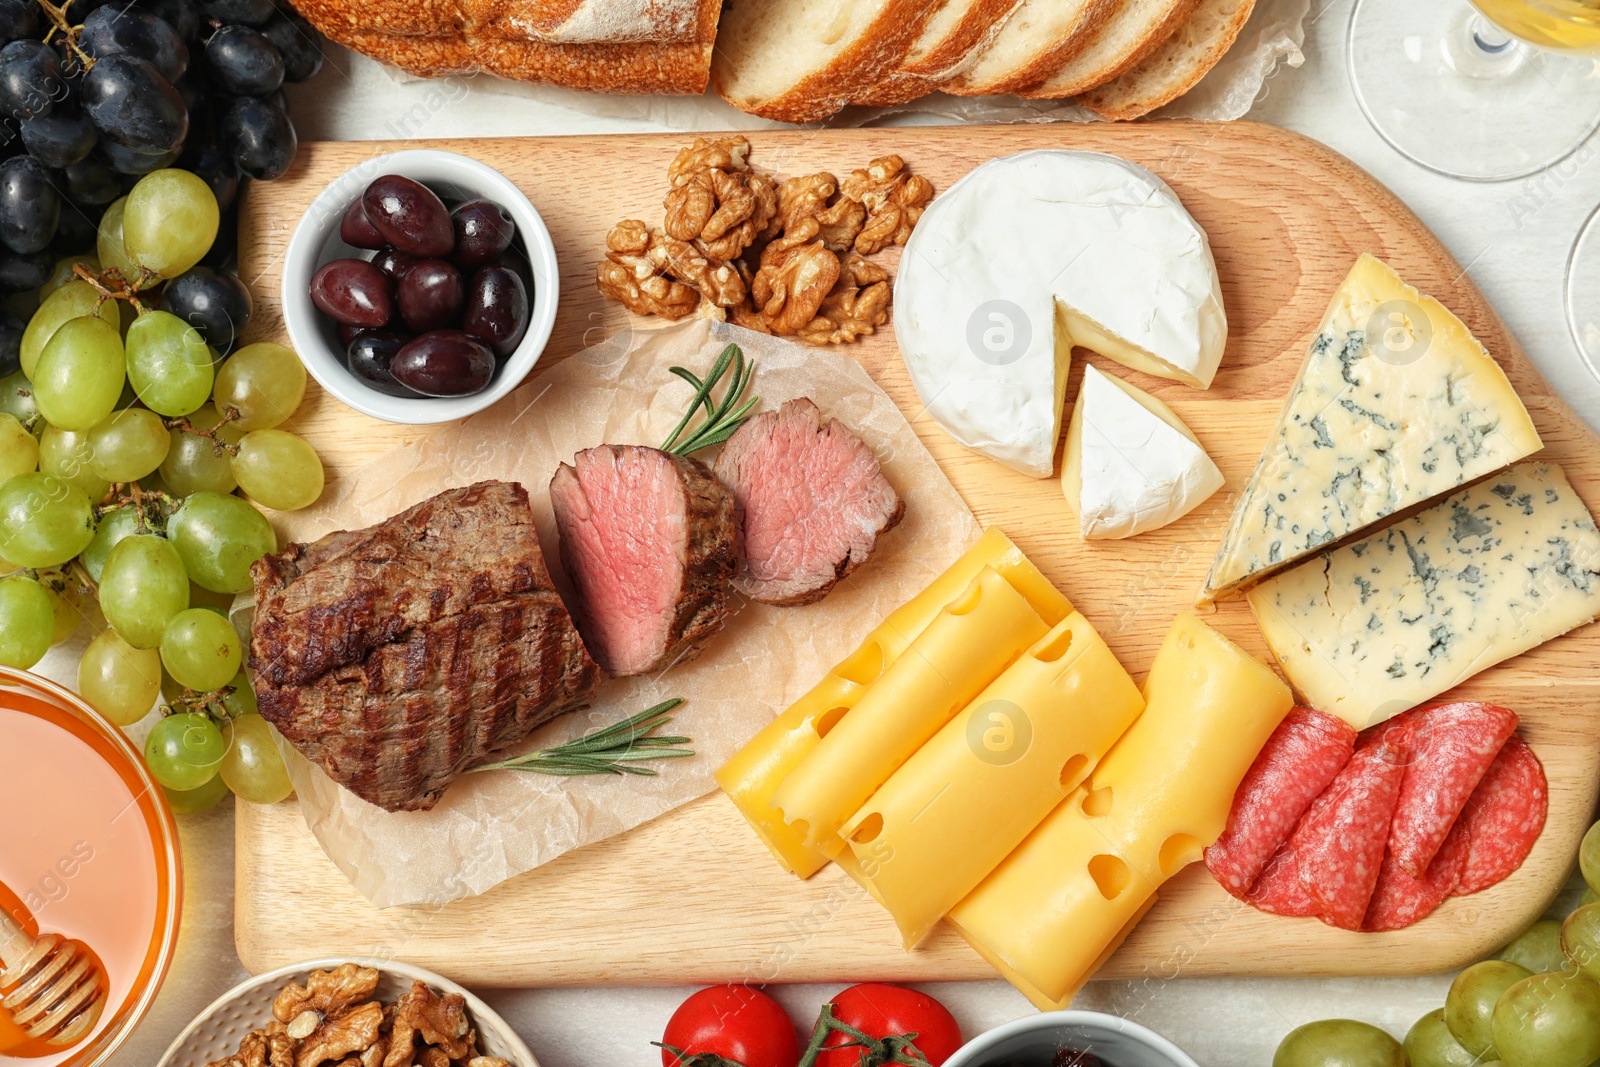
[156,959,537,1067]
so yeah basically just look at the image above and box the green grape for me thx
[220,714,293,804]
[1272,1020,1406,1067]
[0,412,39,483]
[0,370,38,430]
[125,310,216,417]
[1503,919,1572,974]
[168,491,277,594]
[1567,904,1600,980]
[188,582,236,613]
[159,659,184,704]
[1447,959,1531,1056]
[1405,1008,1483,1067]
[231,429,324,512]
[123,170,219,280]
[143,711,226,791]
[1584,888,1600,911]
[161,773,230,814]
[33,316,126,432]
[20,279,122,378]
[221,669,257,718]
[1492,970,1600,1067]
[1581,823,1600,895]
[88,408,170,483]
[41,576,82,645]
[0,473,95,568]
[214,343,307,431]
[0,575,53,669]
[99,534,188,648]
[78,628,162,727]
[96,197,142,287]
[40,255,99,301]
[82,505,145,582]
[39,424,111,501]
[159,405,236,496]
[159,607,242,692]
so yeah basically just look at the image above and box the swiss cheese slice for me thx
[1063,364,1225,539]
[1200,253,1542,603]
[895,150,1227,478]
[1249,462,1600,730]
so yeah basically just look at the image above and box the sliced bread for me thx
[1080,0,1257,119]
[942,0,1123,98]
[712,0,941,123]
[852,0,1025,106]
[496,0,713,43]
[1019,0,1203,98]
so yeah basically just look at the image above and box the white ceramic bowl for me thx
[944,1011,1200,1067]
[281,149,559,425]
[155,958,539,1067]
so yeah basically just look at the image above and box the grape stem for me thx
[73,263,155,310]
[165,409,243,458]
[97,480,182,528]
[35,0,94,73]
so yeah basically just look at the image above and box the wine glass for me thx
[1570,204,1600,381]
[1347,0,1600,182]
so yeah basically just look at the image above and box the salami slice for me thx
[1206,708,1356,899]
[1290,740,1406,931]
[1382,702,1519,878]
[1362,822,1469,932]
[1454,735,1548,896]
[1246,846,1319,918]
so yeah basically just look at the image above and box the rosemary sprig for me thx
[470,699,693,777]
[660,343,759,456]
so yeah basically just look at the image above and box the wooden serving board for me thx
[234,122,1600,987]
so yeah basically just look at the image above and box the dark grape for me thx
[81,7,191,85]
[164,266,254,349]
[82,54,188,155]
[201,0,277,25]
[173,73,208,125]
[0,156,59,255]
[63,155,121,205]
[0,310,20,377]
[310,258,394,328]
[396,259,463,333]
[99,137,183,175]
[451,200,515,270]
[135,0,204,42]
[177,138,240,212]
[391,331,494,396]
[260,14,325,83]
[0,0,40,46]
[361,175,453,258]
[337,323,368,346]
[0,247,51,293]
[218,95,295,180]
[203,26,285,97]
[371,248,418,281]
[51,205,101,253]
[0,40,66,122]
[21,105,97,168]
[346,330,420,397]
[463,265,528,358]
[339,198,384,249]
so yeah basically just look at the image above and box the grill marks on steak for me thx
[549,445,739,676]
[714,397,903,606]
[249,481,600,812]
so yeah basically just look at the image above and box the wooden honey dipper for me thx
[0,905,106,1047]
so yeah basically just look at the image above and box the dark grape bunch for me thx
[0,0,325,296]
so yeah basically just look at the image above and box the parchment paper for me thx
[252,320,978,908]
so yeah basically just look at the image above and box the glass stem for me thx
[1449,11,1528,77]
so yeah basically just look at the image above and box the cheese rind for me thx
[1063,365,1225,539]
[1248,461,1600,730]
[1200,253,1542,603]
[895,150,1227,478]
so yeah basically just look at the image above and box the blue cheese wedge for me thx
[1200,254,1542,604]
[1247,462,1600,729]
[1062,365,1224,538]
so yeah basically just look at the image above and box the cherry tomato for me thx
[661,985,800,1067]
[818,984,962,1067]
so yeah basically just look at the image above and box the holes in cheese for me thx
[1159,833,1204,878]
[850,813,884,844]
[1087,854,1132,900]
[1059,753,1090,792]
[1081,785,1114,818]
[1034,624,1076,663]
[836,640,885,687]
[814,706,849,738]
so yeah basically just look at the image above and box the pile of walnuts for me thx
[204,964,513,1067]
[596,135,933,345]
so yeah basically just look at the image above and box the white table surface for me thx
[58,0,1600,1062]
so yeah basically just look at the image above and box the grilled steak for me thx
[549,444,739,676]
[714,398,903,605]
[250,481,600,812]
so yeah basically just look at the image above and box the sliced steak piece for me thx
[549,444,739,676]
[250,480,600,811]
[713,398,903,606]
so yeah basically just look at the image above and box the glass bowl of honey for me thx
[0,666,182,1067]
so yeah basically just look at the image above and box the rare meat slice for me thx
[713,398,903,606]
[250,481,600,812]
[550,444,739,676]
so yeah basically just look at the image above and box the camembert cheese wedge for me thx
[895,150,1227,478]
[1200,254,1542,603]
[1062,365,1225,539]
[1248,462,1600,730]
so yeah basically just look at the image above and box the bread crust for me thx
[1080,0,1257,119]
[474,0,719,43]
[851,0,1025,106]
[943,0,1123,97]
[1017,0,1205,98]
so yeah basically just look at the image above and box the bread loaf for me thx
[1019,0,1203,98]
[851,0,1025,107]
[944,0,1123,97]
[1080,0,1257,119]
